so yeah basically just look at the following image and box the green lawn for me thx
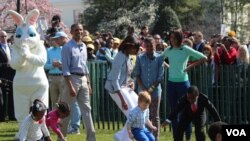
[0,121,204,141]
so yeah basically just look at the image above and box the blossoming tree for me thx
[0,0,66,33]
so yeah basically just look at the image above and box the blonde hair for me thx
[183,38,193,47]
[138,91,151,104]
[238,45,249,64]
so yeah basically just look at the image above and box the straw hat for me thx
[87,44,95,50]
[113,37,120,44]
[83,36,93,43]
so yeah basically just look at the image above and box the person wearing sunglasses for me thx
[105,35,140,141]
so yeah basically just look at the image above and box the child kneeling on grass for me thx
[46,101,70,141]
[127,91,157,141]
[19,99,52,141]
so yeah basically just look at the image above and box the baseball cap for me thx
[52,31,68,39]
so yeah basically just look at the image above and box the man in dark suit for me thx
[162,85,221,141]
[193,31,205,52]
[0,30,16,121]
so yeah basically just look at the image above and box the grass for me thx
[0,121,204,141]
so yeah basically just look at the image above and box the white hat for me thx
[52,31,68,38]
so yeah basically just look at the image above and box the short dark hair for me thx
[144,36,154,45]
[187,85,199,96]
[70,23,83,31]
[208,121,227,141]
[56,101,70,116]
[118,35,140,53]
[52,15,61,22]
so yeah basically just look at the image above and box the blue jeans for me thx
[132,127,155,141]
[167,81,192,140]
[70,98,81,129]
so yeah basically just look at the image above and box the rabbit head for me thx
[7,9,41,49]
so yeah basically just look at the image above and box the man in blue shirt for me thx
[134,37,164,140]
[60,23,96,141]
[45,32,68,109]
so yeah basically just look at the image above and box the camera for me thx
[215,42,222,47]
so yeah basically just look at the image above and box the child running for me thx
[46,101,70,141]
[19,99,52,141]
[127,91,157,141]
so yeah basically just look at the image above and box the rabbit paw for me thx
[21,45,31,57]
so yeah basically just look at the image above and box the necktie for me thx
[191,103,197,112]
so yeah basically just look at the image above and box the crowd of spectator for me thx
[0,13,249,141]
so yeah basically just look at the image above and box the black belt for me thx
[71,72,85,76]
[49,73,62,76]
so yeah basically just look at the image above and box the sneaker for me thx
[67,128,80,135]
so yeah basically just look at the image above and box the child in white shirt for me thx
[19,99,52,141]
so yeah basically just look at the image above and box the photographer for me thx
[44,15,63,48]
[214,36,237,65]
[47,15,62,37]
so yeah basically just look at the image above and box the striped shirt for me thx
[19,114,50,141]
[127,106,149,129]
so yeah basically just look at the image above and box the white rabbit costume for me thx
[8,9,49,124]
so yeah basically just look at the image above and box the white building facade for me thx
[49,0,89,28]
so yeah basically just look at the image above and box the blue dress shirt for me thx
[61,39,89,76]
[134,52,164,97]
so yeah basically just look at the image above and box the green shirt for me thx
[162,45,206,82]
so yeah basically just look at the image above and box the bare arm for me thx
[117,92,128,110]
[136,76,146,91]
[64,76,76,97]
[185,57,207,72]
[127,124,134,139]
[146,119,157,131]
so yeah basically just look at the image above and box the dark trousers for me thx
[0,87,4,121]
[175,113,206,141]
[167,81,192,140]
[0,81,15,120]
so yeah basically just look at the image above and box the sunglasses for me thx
[125,43,140,48]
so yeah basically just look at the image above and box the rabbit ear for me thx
[25,9,40,26]
[7,10,24,26]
